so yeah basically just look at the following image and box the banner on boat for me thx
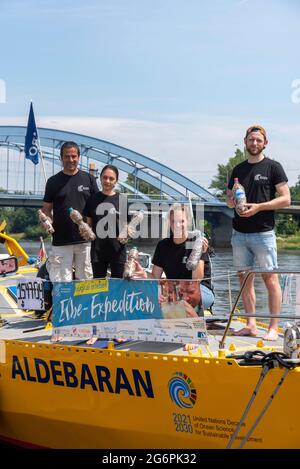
[52,278,208,344]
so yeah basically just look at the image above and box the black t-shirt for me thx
[228,157,288,233]
[83,192,127,263]
[43,170,99,246]
[152,236,213,291]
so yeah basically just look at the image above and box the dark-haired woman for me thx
[84,164,127,279]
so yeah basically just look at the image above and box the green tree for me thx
[0,207,39,233]
[0,207,15,230]
[286,176,300,228]
[290,175,300,201]
[275,214,299,236]
[9,208,38,233]
[24,224,48,240]
[209,149,246,199]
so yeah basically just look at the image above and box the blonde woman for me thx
[134,204,215,312]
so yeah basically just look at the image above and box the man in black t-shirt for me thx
[227,125,290,341]
[41,141,99,282]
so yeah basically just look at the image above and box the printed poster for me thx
[52,278,207,344]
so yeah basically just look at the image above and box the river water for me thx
[5,240,300,321]
[132,244,300,318]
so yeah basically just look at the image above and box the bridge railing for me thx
[0,189,218,204]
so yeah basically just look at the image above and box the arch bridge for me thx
[0,126,232,245]
[0,125,223,203]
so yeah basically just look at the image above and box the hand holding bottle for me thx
[123,247,139,279]
[38,209,55,234]
[131,260,147,279]
[232,178,247,215]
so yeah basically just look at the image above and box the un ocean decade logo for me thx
[168,372,197,408]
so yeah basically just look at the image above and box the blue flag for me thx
[24,102,40,165]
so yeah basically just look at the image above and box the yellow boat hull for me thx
[0,339,299,449]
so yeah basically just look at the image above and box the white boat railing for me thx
[219,269,300,349]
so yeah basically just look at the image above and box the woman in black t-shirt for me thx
[84,165,127,279]
[134,204,215,312]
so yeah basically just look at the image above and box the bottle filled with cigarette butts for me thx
[38,209,55,234]
[68,207,96,241]
[123,247,139,279]
[232,178,247,215]
[186,231,203,271]
[118,211,144,244]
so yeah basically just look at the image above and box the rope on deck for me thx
[226,350,296,449]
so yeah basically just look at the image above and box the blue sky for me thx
[0,0,300,189]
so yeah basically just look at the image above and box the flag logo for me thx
[25,102,40,165]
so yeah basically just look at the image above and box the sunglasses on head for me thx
[245,126,266,139]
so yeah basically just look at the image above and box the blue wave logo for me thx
[168,372,197,408]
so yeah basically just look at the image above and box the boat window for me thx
[0,256,18,275]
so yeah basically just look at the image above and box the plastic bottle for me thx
[38,209,55,234]
[123,247,139,279]
[186,231,204,271]
[68,207,96,241]
[232,177,247,215]
[118,210,144,244]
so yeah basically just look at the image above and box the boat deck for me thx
[0,313,284,357]
[0,271,285,357]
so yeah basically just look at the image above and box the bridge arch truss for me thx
[0,125,220,204]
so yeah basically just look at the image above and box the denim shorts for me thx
[231,229,278,271]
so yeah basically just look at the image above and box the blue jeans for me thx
[231,229,278,271]
[200,284,215,310]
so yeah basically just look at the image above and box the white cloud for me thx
[0,114,299,189]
